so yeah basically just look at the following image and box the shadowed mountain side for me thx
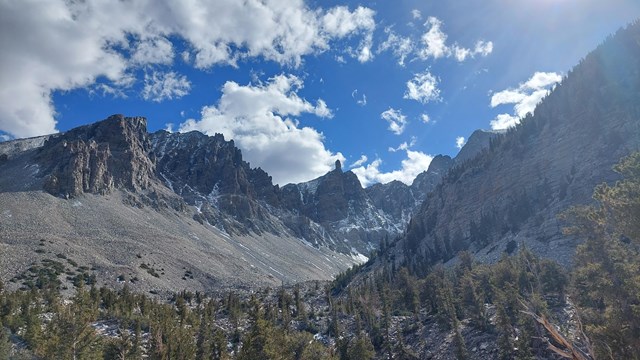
[387,20,640,272]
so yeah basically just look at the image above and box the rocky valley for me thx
[0,13,639,360]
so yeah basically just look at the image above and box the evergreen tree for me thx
[495,294,514,360]
[347,333,375,360]
[452,322,468,360]
[562,152,640,359]
[0,326,10,360]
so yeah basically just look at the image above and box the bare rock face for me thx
[454,130,502,165]
[150,130,284,235]
[38,114,155,198]
[411,155,455,202]
[281,162,397,253]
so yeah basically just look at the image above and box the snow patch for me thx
[350,249,369,263]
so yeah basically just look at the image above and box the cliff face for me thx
[147,131,454,254]
[37,114,155,198]
[396,22,640,269]
[280,163,396,253]
[149,130,286,235]
[453,130,502,165]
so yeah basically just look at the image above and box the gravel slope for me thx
[0,190,357,295]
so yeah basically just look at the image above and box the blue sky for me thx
[1,0,639,186]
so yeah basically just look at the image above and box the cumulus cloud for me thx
[381,108,407,135]
[489,71,561,130]
[411,9,422,20]
[0,0,375,138]
[377,27,413,66]
[418,17,450,60]
[420,113,431,123]
[455,136,466,149]
[142,71,191,102]
[404,71,440,104]
[131,37,174,66]
[352,150,433,187]
[178,74,343,185]
[324,6,376,63]
[376,16,493,66]
[452,40,494,62]
[417,17,493,62]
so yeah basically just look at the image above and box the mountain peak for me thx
[335,159,342,172]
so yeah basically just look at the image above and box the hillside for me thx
[390,22,640,271]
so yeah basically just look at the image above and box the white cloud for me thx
[474,40,494,57]
[178,74,342,185]
[0,0,375,138]
[377,27,414,66]
[352,150,433,187]
[351,89,367,106]
[490,89,527,107]
[142,71,191,102]
[0,134,12,142]
[388,137,416,152]
[420,113,430,123]
[323,6,376,63]
[417,17,493,62]
[455,136,466,149]
[181,51,191,63]
[489,71,561,130]
[350,155,368,168]
[411,9,422,20]
[131,37,174,65]
[404,71,440,104]
[418,17,449,60]
[524,72,562,90]
[381,108,407,135]
[490,114,520,130]
[322,6,375,37]
[355,33,374,62]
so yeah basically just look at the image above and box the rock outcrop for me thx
[149,130,285,235]
[38,114,155,198]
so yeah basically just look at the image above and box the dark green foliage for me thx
[332,263,364,294]
[346,333,375,360]
[561,151,640,359]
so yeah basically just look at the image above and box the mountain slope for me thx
[0,115,358,292]
[392,21,640,271]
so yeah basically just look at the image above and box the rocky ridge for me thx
[0,113,496,261]
[37,115,155,198]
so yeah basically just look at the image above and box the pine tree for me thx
[0,326,10,360]
[22,296,42,351]
[196,305,213,360]
[562,152,640,358]
[495,295,514,360]
[211,328,228,360]
[294,284,308,329]
[453,322,468,360]
[347,333,375,360]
